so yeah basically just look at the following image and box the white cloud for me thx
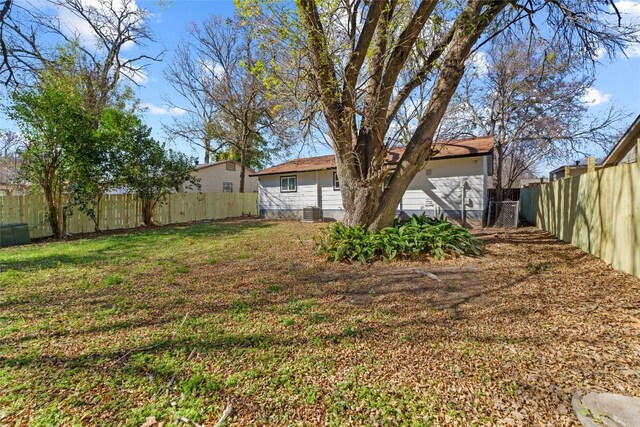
[581,87,612,106]
[615,1,640,18]
[198,59,225,78]
[57,0,143,50]
[139,103,186,116]
[625,44,640,57]
[594,47,607,60]
[119,65,148,84]
[611,1,640,57]
[469,51,489,75]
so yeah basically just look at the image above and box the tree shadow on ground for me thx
[0,220,274,272]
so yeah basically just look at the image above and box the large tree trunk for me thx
[43,185,64,239]
[45,195,62,239]
[495,144,504,203]
[299,1,507,231]
[204,138,210,164]
[141,198,154,226]
[239,135,249,193]
[335,30,475,231]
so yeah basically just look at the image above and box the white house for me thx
[250,136,494,227]
[181,160,259,193]
[601,113,639,167]
[548,114,640,181]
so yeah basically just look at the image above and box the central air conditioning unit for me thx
[302,206,322,223]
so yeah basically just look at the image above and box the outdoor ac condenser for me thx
[302,206,322,223]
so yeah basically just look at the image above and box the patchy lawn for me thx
[0,220,638,426]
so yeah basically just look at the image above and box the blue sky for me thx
[5,0,640,175]
[134,0,640,173]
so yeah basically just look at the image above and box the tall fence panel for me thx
[520,163,640,278]
[0,192,258,239]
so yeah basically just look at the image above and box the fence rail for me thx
[520,163,639,278]
[0,192,258,239]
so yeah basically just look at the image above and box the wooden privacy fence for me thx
[0,192,258,239]
[520,163,640,278]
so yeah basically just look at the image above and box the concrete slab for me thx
[572,392,640,427]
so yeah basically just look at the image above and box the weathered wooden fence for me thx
[0,192,258,239]
[520,163,639,278]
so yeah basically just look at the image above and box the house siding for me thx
[258,172,318,218]
[400,156,486,226]
[257,155,490,227]
[619,143,638,165]
[183,162,258,193]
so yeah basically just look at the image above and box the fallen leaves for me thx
[0,222,638,426]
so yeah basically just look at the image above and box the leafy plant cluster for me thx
[316,214,483,263]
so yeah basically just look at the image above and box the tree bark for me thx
[93,192,103,232]
[44,189,62,239]
[141,199,154,226]
[495,144,504,203]
[239,132,250,193]
[300,0,507,231]
[204,139,210,164]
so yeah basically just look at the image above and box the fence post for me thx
[587,157,596,173]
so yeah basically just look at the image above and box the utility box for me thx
[302,207,322,223]
[0,223,31,248]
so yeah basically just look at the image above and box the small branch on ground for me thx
[213,403,233,427]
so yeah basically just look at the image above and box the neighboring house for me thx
[0,157,24,196]
[250,136,494,227]
[548,160,594,181]
[548,114,639,181]
[601,113,639,167]
[519,178,546,188]
[181,160,259,193]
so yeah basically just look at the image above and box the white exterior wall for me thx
[183,163,258,193]
[258,171,319,216]
[401,156,486,214]
[257,155,490,226]
[319,170,344,210]
[618,143,638,165]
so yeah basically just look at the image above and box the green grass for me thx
[0,220,634,425]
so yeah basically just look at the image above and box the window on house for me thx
[223,182,233,192]
[333,172,340,190]
[280,176,297,192]
[226,162,236,171]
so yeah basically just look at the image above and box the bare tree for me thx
[163,27,222,165]
[164,16,300,191]
[1,0,160,99]
[442,37,628,199]
[0,0,13,84]
[243,0,639,230]
[0,130,23,192]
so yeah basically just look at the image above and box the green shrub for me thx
[315,214,483,263]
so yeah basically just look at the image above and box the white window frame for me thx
[333,172,340,190]
[280,175,297,193]
[222,182,233,192]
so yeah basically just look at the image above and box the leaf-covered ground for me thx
[0,220,638,426]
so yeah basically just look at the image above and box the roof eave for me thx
[602,114,640,166]
[249,151,492,177]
